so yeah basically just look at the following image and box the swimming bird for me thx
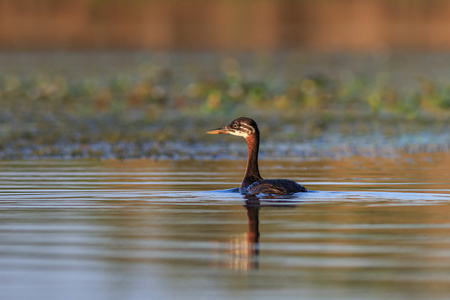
[207,117,308,195]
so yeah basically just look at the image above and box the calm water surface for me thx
[1,154,450,299]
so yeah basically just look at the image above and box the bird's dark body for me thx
[207,117,308,195]
[241,179,308,195]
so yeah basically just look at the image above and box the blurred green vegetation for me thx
[0,52,449,159]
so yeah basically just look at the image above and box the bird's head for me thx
[206,117,258,139]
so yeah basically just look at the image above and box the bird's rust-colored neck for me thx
[241,131,262,190]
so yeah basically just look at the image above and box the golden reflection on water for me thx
[97,151,450,193]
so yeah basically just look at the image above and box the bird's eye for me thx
[232,123,239,129]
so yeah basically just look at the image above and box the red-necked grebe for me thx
[207,117,308,195]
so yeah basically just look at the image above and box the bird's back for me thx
[242,179,308,195]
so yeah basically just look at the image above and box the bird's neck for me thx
[242,132,262,189]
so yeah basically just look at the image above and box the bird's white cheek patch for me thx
[229,130,250,138]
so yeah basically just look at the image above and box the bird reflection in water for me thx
[225,195,299,271]
[225,197,260,271]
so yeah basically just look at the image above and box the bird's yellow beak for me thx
[206,126,230,134]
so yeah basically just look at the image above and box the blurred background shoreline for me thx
[2,0,450,51]
[1,51,449,160]
[0,0,449,159]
